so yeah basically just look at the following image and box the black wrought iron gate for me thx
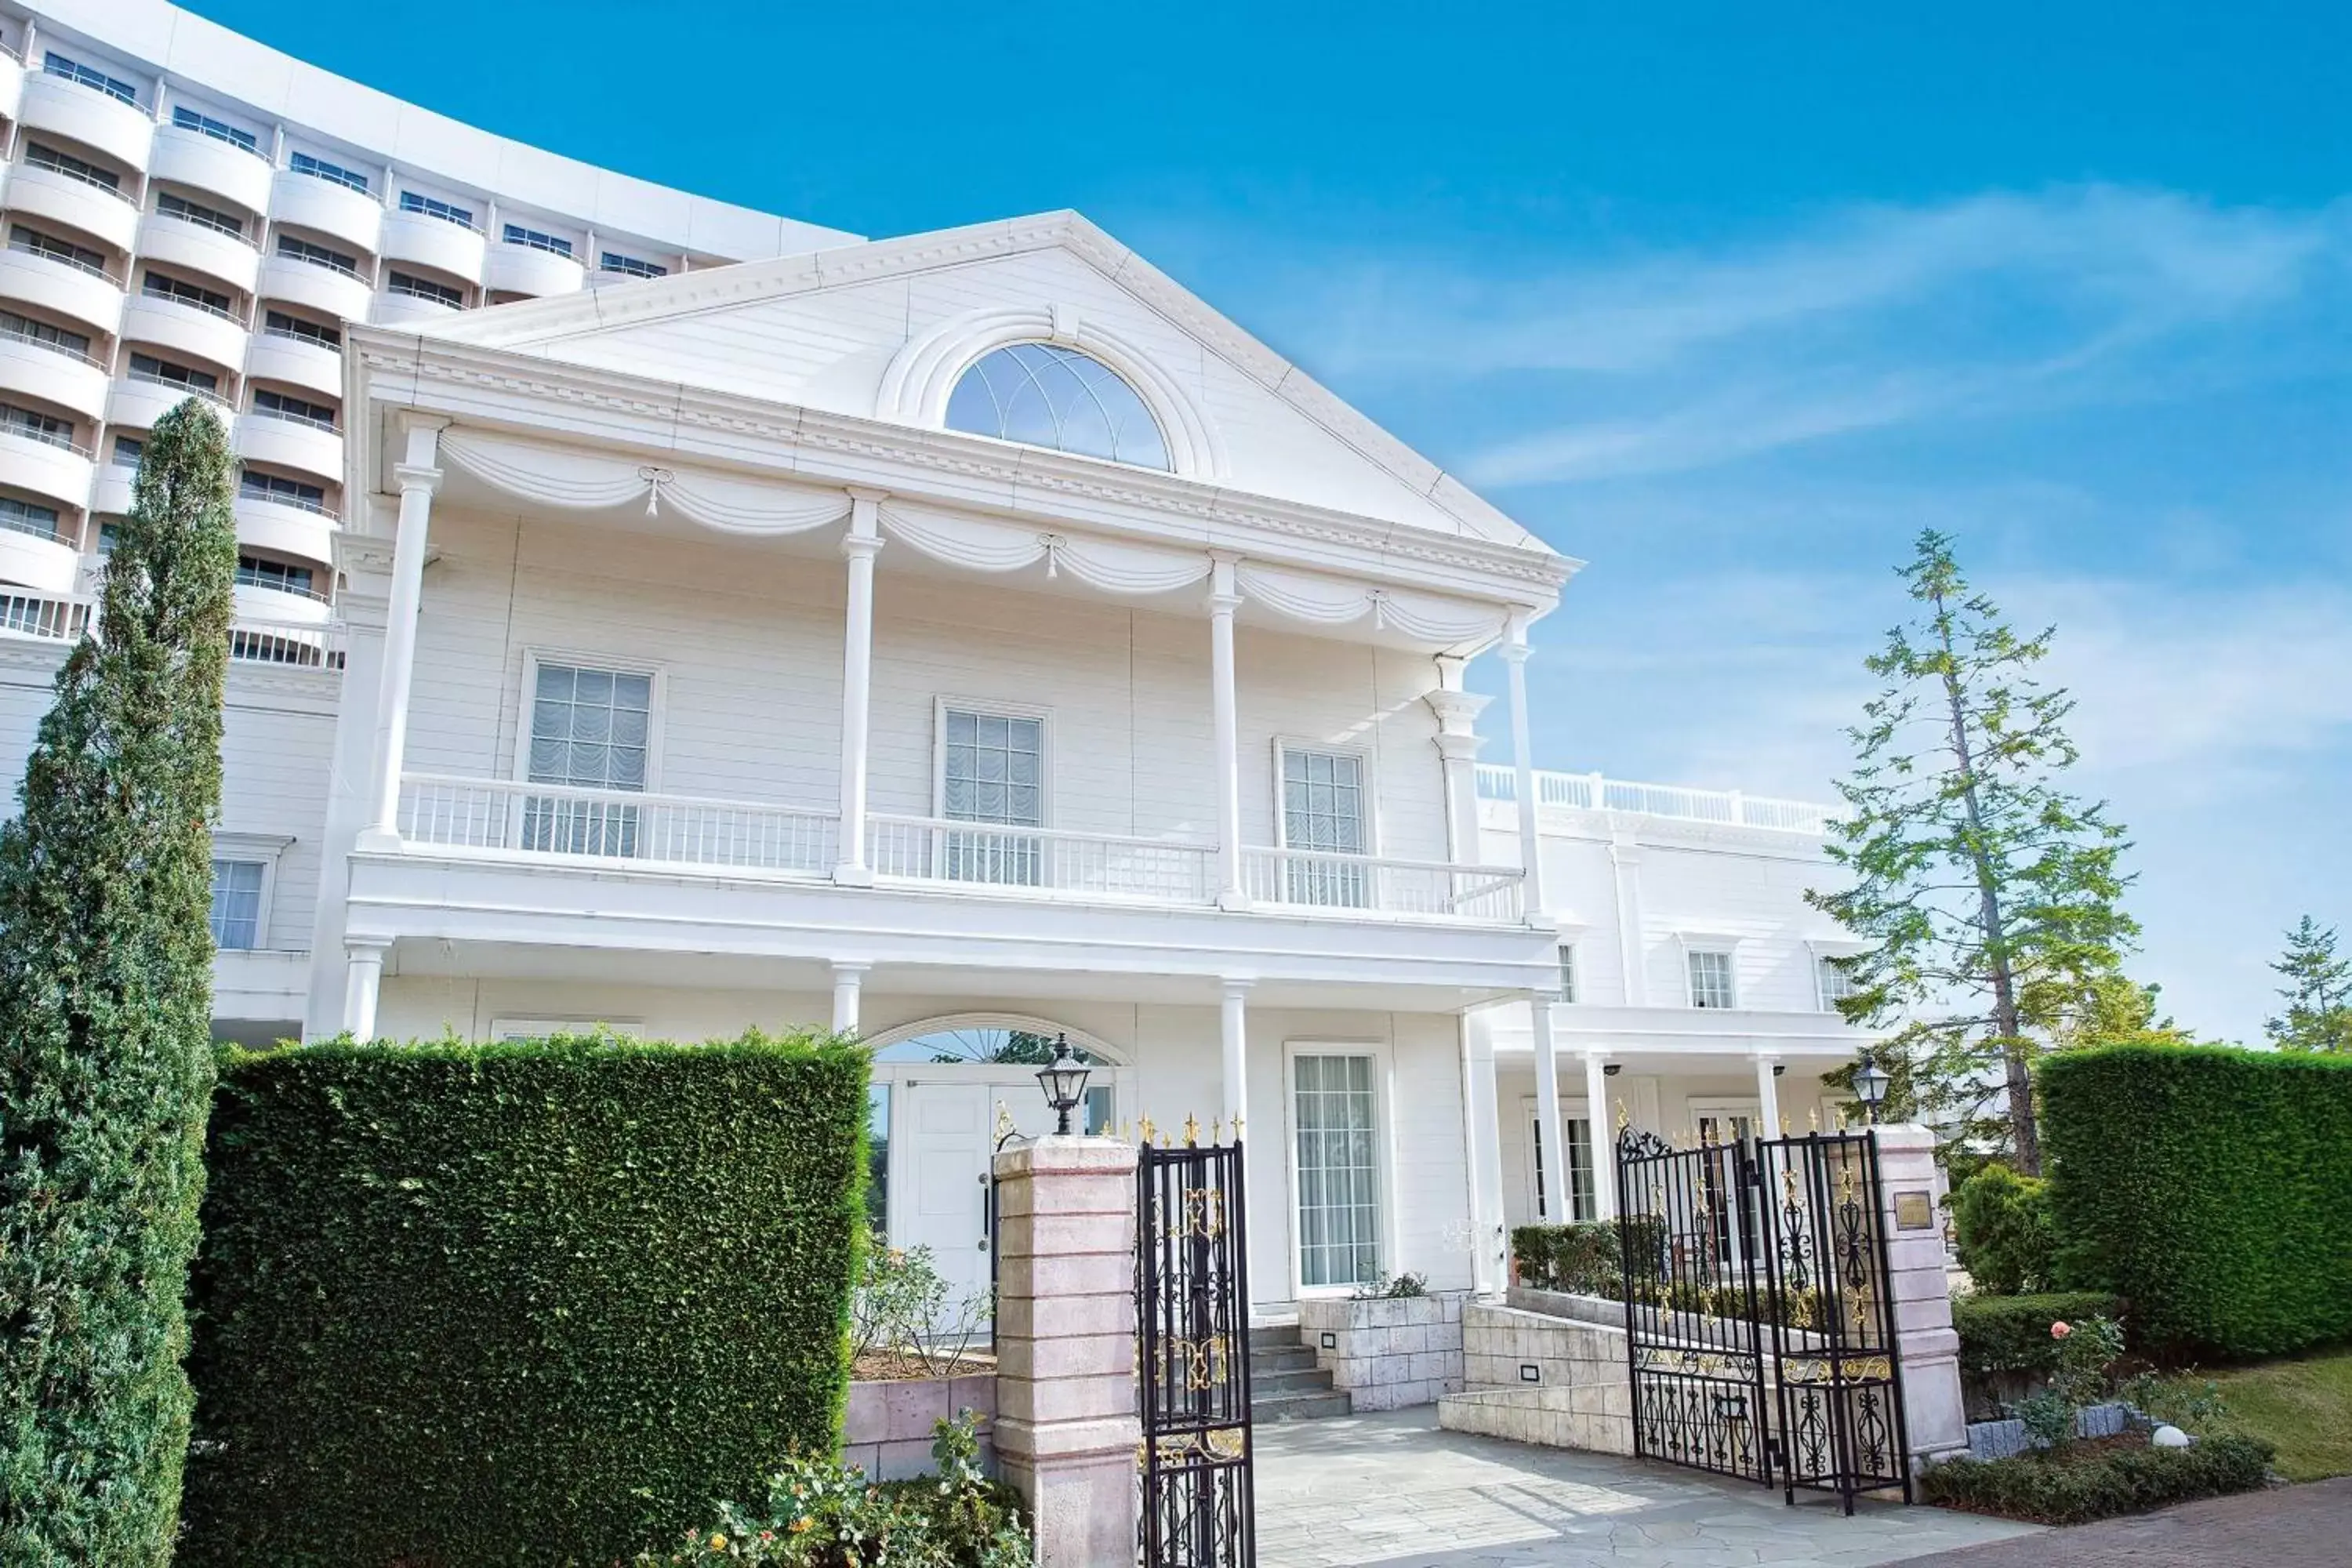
[1616,1124,1911,1512]
[1137,1138,1254,1567]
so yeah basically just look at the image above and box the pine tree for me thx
[0,400,237,1563]
[2267,916,2352,1053]
[1808,530,2136,1174]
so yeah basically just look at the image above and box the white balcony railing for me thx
[0,590,87,641]
[1240,845,1526,921]
[399,775,839,875]
[868,815,1217,905]
[228,619,345,668]
[1476,764,1835,835]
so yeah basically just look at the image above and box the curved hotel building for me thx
[0,1,1880,1328]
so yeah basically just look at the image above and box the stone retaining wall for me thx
[1296,1293,1468,1411]
[842,1371,997,1481]
[1438,1302,1634,1454]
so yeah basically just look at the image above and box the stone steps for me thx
[1247,1323,1351,1421]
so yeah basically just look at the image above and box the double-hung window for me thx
[938,706,1044,885]
[1687,949,1736,1010]
[209,859,265,949]
[1817,954,1858,1011]
[522,662,653,858]
[1279,746,1368,907]
[1293,1052,1382,1288]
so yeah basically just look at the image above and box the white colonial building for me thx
[0,2,1877,1315]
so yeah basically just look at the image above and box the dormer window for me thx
[945,343,1170,470]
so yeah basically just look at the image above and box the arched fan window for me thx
[944,343,1171,470]
[870,1025,1111,1066]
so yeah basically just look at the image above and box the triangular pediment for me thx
[417,212,1546,552]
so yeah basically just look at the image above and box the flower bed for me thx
[1953,1291,2122,1417]
[1920,1432,2274,1525]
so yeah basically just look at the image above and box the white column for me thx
[343,938,388,1041]
[361,420,446,846]
[1424,658,1491,866]
[1219,978,1250,1138]
[1584,1051,1617,1220]
[1208,554,1246,908]
[1530,994,1567,1225]
[1461,1013,1508,1294]
[1755,1054,1783,1138]
[833,490,885,885]
[1500,613,1547,920]
[830,962,867,1036]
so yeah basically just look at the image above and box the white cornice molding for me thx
[408,210,1550,554]
[350,335,1574,607]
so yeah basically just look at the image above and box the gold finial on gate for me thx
[1232,1115,1245,1142]
[1616,1099,1630,1133]
[1808,1106,1820,1134]
[993,1102,1017,1147]
[1779,1113,1791,1136]
[1183,1114,1200,1147]
[1834,1107,1849,1132]
[1138,1116,1158,1147]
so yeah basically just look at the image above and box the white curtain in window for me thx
[1294,1054,1381,1287]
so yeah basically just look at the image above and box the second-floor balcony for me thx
[395,772,1526,924]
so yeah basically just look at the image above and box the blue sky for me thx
[194,2,2350,1041]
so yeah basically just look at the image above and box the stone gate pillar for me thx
[993,1135,1140,1566]
[1873,1124,1969,1470]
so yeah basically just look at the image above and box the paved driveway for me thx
[1255,1410,2039,1568]
[1898,1475,2351,1568]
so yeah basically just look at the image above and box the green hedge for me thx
[180,1030,868,1567]
[2042,1043,2352,1359]
[1954,1292,2125,1378]
[1512,1221,1621,1294]
[1949,1165,2056,1294]
[1919,1433,2273,1525]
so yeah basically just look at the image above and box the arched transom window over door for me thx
[944,343,1172,470]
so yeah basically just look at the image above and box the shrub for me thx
[1512,1218,1658,1294]
[1953,1292,2124,1380]
[180,1030,869,1567]
[2042,1043,2352,1358]
[1919,1432,2274,1525]
[0,400,237,1566]
[1950,1165,2056,1294]
[851,1231,989,1376]
[637,1414,1029,1566]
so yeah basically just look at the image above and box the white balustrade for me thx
[1240,845,1526,922]
[229,619,346,669]
[867,815,1215,905]
[399,774,838,875]
[1475,763,1834,834]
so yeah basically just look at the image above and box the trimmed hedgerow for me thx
[1954,1292,2125,1380]
[180,1030,868,1568]
[1919,1432,2274,1525]
[1512,1217,1667,1295]
[2042,1043,2352,1359]
[1949,1165,2056,1294]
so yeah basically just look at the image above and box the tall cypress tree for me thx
[1808,530,2136,1174]
[0,400,237,1563]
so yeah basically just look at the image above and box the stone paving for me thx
[1899,1475,2352,1568]
[1256,1410,2040,1568]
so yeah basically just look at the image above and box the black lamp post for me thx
[1036,1034,1091,1135]
[1853,1051,1890,1127]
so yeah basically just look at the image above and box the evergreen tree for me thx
[1808,530,2136,1174]
[2267,915,2352,1053]
[0,401,237,1563]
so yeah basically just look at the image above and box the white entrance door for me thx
[898,1082,996,1311]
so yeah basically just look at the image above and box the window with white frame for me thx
[1557,943,1578,1004]
[1526,1107,1596,1224]
[1293,1052,1381,1288]
[208,858,265,949]
[522,662,653,857]
[1817,953,1859,1010]
[1279,746,1368,907]
[1687,948,1736,1010]
[938,706,1044,885]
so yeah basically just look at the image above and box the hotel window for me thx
[1279,746,1368,907]
[1557,943,1578,1004]
[112,436,145,468]
[2,309,93,359]
[157,193,244,238]
[387,270,465,308]
[11,225,107,274]
[0,402,74,452]
[1687,949,1736,1010]
[263,310,340,349]
[24,143,120,191]
[235,555,317,598]
[252,389,337,430]
[43,52,138,106]
[170,105,257,152]
[599,250,667,279]
[1293,1052,1381,1288]
[208,859,265,949]
[398,191,475,229]
[1817,954,1859,1011]
[276,234,359,278]
[143,271,233,318]
[522,662,653,856]
[289,151,369,194]
[939,706,1044,885]
[128,352,218,394]
[503,223,574,258]
[240,470,327,512]
[945,343,1171,470]
[0,495,63,542]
